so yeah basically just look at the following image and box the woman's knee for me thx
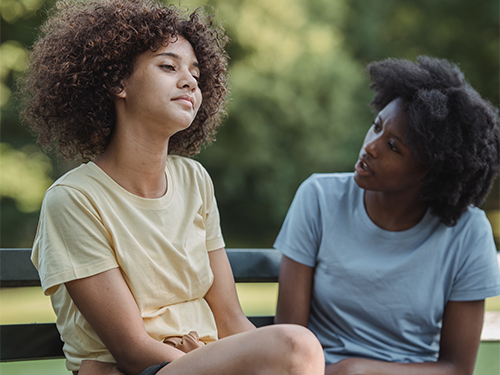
[263,324,324,366]
[157,326,323,375]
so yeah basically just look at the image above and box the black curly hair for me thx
[367,56,500,226]
[19,0,229,161]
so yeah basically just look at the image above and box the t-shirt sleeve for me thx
[449,211,500,301]
[31,185,118,295]
[200,168,225,252]
[273,176,322,267]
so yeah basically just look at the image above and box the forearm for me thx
[326,358,465,375]
[216,311,256,338]
[275,255,313,326]
[205,248,257,339]
[326,300,483,375]
[65,270,187,375]
[115,336,185,375]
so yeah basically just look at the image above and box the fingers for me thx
[163,331,205,353]
[186,331,199,341]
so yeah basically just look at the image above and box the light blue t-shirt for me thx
[274,173,500,364]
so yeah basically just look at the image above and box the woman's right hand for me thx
[164,331,206,353]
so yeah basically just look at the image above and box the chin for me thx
[353,174,376,192]
[353,172,363,187]
[174,119,195,133]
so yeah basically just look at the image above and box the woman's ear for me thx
[116,87,127,99]
[113,80,127,99]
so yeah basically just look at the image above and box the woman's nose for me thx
[178,70,198,92]
[364,136,379,158]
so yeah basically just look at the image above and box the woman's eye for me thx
[388,141,399,152]
[373,122,381,132]
[161,64,175,71]
[192,74,199,82]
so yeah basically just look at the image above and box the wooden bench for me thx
[2,248,498,364]
[0,247,281,362]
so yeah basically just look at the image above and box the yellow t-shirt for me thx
[31,155,225,371]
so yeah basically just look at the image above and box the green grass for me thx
[0,285,498,374]
[475,342,500,375]
[1,358,68,375]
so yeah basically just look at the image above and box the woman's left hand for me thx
[326,358,371,375]
[164,331,206,353]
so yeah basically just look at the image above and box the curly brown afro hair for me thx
[367,56,500,226]
[19,0,229,161]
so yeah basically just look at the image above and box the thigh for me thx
[158,324,324,375]
[77,360,126,375]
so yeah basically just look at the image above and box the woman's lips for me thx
[355,159,373,176]
[172,95,194,108]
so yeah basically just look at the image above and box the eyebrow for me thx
[376,115,410,149]
[393,134,408,147]
[155,52,200,68]
[387,128,411,151]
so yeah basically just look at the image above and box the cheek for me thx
[195,93,203,111]
[397,168,424,189]
[412,167,428,184]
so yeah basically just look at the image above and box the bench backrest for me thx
[0,248,281,362]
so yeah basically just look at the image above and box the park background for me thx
[0,0,499,374]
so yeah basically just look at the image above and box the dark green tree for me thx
[1,0,498,248]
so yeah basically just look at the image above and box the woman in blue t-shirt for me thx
[274,56,500,375]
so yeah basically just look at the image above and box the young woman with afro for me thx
[20,0,325,374]
[275,56,500,375]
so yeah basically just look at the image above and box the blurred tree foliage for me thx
[1,0,498,248]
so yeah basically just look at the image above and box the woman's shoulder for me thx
[298,172,357,200]
[167,155,210,178]
[302,172,354,189]
[43,163,104,206]
[452,205,494,236]
[167,156,215,200]
[47,162,99,193]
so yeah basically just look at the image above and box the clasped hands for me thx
[163,330,206,354]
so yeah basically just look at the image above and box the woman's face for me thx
[116,36,202,136]
[354,98,428,195]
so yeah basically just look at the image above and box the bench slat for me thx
[0,323,64,361]
[0,317,274,362]
[0,249,40,287]
[226,248,281,282]
[0,248,279,362]
[0,248,281,287]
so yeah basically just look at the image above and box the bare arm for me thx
[326,300,485,375]
[275,255,314,326]
[65,268,185,375]
[204,248,256,338]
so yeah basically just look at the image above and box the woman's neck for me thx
[364,190,428,232]
[95,127,170,199]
